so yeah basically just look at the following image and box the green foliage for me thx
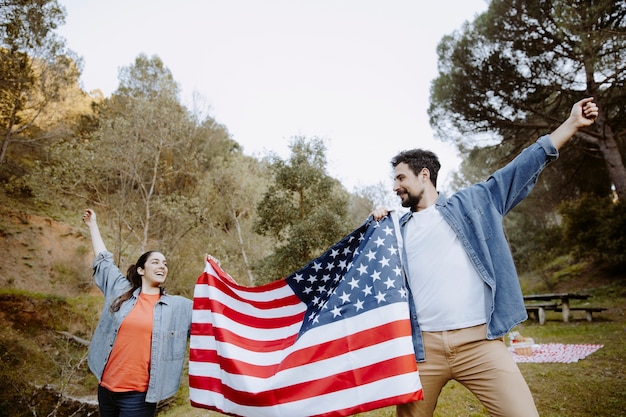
[0,0,86,171]
[508,193,625,281]
[253,136,352,282]
[0,0,65,53]
[558,194,626,267]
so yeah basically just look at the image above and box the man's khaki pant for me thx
[397,324,539,417]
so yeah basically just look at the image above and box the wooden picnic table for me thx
[523,293,591,323]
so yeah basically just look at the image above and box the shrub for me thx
[558,194,626,268]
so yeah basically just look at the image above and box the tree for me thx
[192,153,272,286]
[253,136,352,283]
[0,0,82,169]
[92,55,222,263]
[429,0,626,201]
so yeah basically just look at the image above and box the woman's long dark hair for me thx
[110,251,163,312]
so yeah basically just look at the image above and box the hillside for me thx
[0,204,94,297]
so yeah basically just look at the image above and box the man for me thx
[373,98,598,417]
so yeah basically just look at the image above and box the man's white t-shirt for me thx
[403,205,487,331]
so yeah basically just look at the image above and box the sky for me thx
[57,0,488,193]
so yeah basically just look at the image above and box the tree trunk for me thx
[579,107,626,202]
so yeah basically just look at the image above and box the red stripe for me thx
[193,297,304,329]
[190,320,413,378]
[189,354,419,406]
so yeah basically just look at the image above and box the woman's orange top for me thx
[100,292,160,392]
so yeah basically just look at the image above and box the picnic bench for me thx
[549,306,608,322]
[524,302,557,325]
[523,293,606,324]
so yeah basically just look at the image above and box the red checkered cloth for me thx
[509,343,603,363]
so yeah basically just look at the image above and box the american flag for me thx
[189,215,423,417]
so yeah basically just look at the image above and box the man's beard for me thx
[399,190,422,210]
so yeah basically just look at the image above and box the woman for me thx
[83,209,192,417]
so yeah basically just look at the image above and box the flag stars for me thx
[362,284,373,296]
[378,256,390,268]
[325,262,335,271]
[371,270,382,281]
[331,305,342,318]
[365,250,377,261]
[375,291,387,303]
[348,277,359,289]
[374,236,386,247]
[312,262,322,271]
[393,265,402,276]
[293,273,304,283]
[339,291,351,304]
[384,277,396,289]
[354,299,364,311]
[357,263,368,275]
[399,288,408,298]
[383,225,394,236]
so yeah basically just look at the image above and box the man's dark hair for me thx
[391,149,441,187]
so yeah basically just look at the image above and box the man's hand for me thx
[550,97,598,150]
[572,97,598,128]
[371,206,389,221]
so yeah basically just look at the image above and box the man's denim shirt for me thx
[400,135,558,362]
[88,251,192,403]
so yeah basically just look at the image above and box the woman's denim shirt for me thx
[401,135,558,362]
[87,251,192,403]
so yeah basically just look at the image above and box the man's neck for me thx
[413,190,439,212]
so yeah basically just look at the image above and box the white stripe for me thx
[190,371,421,417]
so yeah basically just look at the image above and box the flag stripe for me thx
[190,319,413,378]
[193,296,305,328]
[190,372,423,417]
[190,302,412,361]
[189,354,419,406]
[189,335,417,392]
[194,275,303,309]
[191,323,300,353]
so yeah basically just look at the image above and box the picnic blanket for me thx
[509,343,603,363]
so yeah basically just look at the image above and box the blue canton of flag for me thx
[287,215,407,334]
